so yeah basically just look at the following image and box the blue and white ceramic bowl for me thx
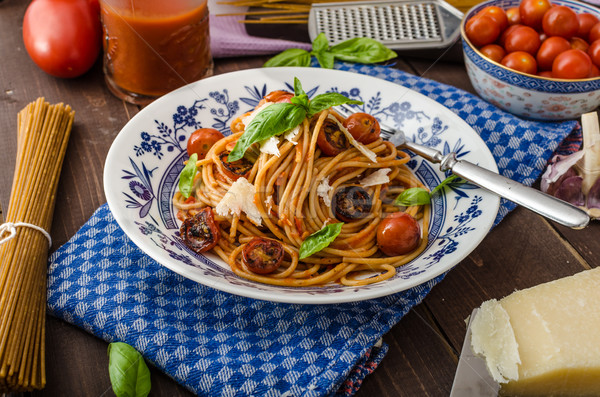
[461,0,600,120]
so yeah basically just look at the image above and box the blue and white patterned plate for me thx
[104,68,500,304]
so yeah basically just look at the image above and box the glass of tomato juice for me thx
[99,0,213,105]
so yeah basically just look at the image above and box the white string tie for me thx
[0,222,52,247]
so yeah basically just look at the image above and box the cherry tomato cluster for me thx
[465,0,600,79]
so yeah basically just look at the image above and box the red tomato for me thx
[542,6,579,38]
[577,13,600,40]
[316,118,349,156]
[264,90,294,103]
[465,14,501,47]
[23,0,101,78]
[342,113,381,144]
[376,212,421,256]
[552,49,593,79]
[480,44,506,63]
[187,128,225,159]
[538,70,554,77]
[242,237,284,274]
[570,37,590,52]
[502,51,538,75]
[180,208,220,254]
[590,64,600,77]
[480,6,509,31]
[537,36,571,70]
[504,25,541,54]
[506,7,521,25]
[519,0,552,29]
[589,23,600,43]
[498,24,522,47]
[588,40,600,68]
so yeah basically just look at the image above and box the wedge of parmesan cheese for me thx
[215,177,262,226]
[317,176,333,207]
[470,267,600,396]
[360,168,391,187]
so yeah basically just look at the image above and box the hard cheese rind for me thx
[470,267,600,396]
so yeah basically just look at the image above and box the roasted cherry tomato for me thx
[180,207,219,254]
[465,14,501,47]
[376,212,421,256]
[480,44,506,63]
[506,7,521,25]
[552,49,592,79]
[187,128,225,159]
[504,25,541,54]
[331,186,372,222]
[219,151,253,180]
[501,51,538,75]
[577,13,600,41]
[23,0,102,78]
[536,36,571,71]
[342,113,381,144]
[264,90,294,103]
[519,0,552,30]
[316,118,349,156]
[242,237,284,274]
[588,40,600,69]
[542,6,579,39]
[480,6,509,31]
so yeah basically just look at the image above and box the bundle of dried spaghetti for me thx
[0,98,74,391]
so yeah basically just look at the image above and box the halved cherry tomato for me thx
[376,212,421,256]
[331,186,372,222]
[519,0,552,30]
[264,90,294,104]
[187,128,225,159]
[502,51,538,75]
[316,118,349,156]
[537,36,571,71]
[506,7,521,25]
[480,6,509,31]
[504,25,541,54]
[577,13,600,40]
[180,207,219,254]
[342,113,381,144]
[588,39,600,68]
[242,237,284,274]
[542,6,579,39]
[552,49,592,79]
[219,151,253,180]
[480,44,506,63]
[465,14,501,47]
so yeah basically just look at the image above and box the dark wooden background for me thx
[0,0,598,395]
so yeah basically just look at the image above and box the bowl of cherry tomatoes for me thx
[461,0,600,120]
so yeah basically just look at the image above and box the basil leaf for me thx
[264,48,312,67]
[107,342,151,397]
[330,37,397,64]
[431,174,462,195]
[228,103,307,161]
[178,152,198,199]
[312,33,329,53]
[293,77,306,97]
[308,93,362,118]
[394,187,431,206]
[313,50,335,69]
[299,222,344,259]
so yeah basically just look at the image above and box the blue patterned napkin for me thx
[47,63,579,396]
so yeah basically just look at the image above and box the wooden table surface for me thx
[1,1,599,396]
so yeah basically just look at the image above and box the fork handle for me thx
[441,152,590,229]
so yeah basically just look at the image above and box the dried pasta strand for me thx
[0,98,74,392]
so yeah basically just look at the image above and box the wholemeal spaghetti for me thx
[174,93,430,287]
[0,98,74,391]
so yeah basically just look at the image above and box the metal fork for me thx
[337,104,590,229]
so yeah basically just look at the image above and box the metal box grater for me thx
[308,0,463,50]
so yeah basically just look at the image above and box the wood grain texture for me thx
[1,0,598,395]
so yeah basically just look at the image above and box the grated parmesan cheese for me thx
[328,114,377,163]
[215,177,262,226]
[316,176,333,207]
[284,125,301,145]
[260,136,281,157]
[360,168,391,187]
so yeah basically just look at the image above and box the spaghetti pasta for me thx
[174,90,429,287]
[0,98,74,391]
